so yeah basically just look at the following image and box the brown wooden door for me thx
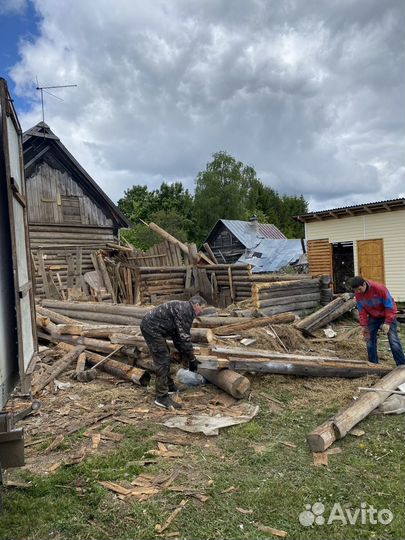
[307,239,332,277]
[357,239,385,283]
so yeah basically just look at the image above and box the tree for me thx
[194,151,258,241]
[118,181,197,248]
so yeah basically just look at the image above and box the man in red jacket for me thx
[351,276,405,365]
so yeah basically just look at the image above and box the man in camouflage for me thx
[140,295,208,409]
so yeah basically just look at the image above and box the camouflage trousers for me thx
[140,329,175,398]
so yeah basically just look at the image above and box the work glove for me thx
[361,327,370,342]
[188,357,200,372]
[381,323,390,335]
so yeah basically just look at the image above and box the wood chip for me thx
[155,499,188,534]
[45,434,65,453]
[100,431,124,442]
[349,428,365,437]
[255,524,288,537]
[313,452,329,467]
[99,481,133,496]
[326,447,342,455]
[236,507,253,514]
[91,433,101,450]
[280,441,296,449]
[222,485,239,493]
[48,462,62,473]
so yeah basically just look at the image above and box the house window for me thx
[61,196,81,223]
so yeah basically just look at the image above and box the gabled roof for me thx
[295,198,405,223]
[205,218,286,249]
[23,122,131,228]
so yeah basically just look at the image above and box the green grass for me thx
[0,390,403,540]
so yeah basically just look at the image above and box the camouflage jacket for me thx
[140,300,195,359]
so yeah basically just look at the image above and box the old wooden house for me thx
[296,198,405,299]
[204,216,286,264]
[23,122,131,296]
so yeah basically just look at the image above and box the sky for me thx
[1,0,404,211]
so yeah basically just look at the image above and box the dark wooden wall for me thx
[26,162,119,297]
[26,162,114,226]
[209,223,245,264]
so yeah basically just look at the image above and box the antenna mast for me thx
[36,83,77,124]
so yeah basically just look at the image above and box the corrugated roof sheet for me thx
[221,219,286,249]
[236,238,304,273]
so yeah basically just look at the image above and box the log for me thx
[84,350,151,386]
[41,300,151,318]
[47,309,143,326]
[54,324,140,337]
[257,292,320,309]
[203,243,219,264]
[214,312,295,335]
[97,253,117,303]
[198,368,250,399]
[193,316,255,328]
[226,357,389,378]
[148,222,189,256]
[38,332,122,355]
[33,345,85,394]
[299,298,356,333]
[307,366,405,451]
[295,294,349,331]
[259,301,319,316]
[36,305,79,325]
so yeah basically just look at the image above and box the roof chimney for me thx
[249,215,259,233]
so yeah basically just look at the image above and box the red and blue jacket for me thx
[355,280,397,327]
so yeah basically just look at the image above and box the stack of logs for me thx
[35,300,390,401]
[251,278,322,316]
[295,293,356,335]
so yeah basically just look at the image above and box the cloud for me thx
[0,0,27,15]
[9,0,404,210]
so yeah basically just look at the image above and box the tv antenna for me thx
[36,79,77,124]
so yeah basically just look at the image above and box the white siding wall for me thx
[305,209,405,300]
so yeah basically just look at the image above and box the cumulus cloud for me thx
[9,0,404,210]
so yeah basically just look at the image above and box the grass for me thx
[0,390,404,540]
[1,324,404,539]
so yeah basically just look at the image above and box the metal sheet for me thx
[237,239,304,273]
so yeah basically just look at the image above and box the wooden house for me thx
[23,122,131,297]
[295,198,405,300]
[204,216,286,264]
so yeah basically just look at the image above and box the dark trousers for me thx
[367,317,405,366]
[140,329,174,398]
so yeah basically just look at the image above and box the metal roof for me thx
[220,219,286,249]
[236,238,304,273]
[295,198,405,223]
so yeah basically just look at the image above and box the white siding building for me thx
[296,198,405,301]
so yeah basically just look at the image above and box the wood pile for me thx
[295,293,356,335]
[251,278,321,316]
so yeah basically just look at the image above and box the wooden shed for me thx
[23,122,131,297]
[296,198,405,300]
[204,216,286,264]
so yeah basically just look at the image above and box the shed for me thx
[204,216,286,264]
[295,198,405,300]
[23,122,131,297]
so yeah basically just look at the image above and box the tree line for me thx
[118,151,307,250]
